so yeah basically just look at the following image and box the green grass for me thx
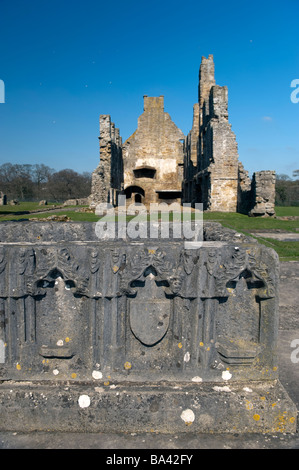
[275,206,299,217]
[203,210,299,261]
[203,211,299,233]
[247,238,299,261]
[0,201,64,214]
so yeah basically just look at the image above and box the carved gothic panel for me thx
[129,270,171,346]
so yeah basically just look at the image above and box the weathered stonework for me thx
[237,166,276,217]
[0,192,7,205]
[89,55,276,216]
[183,55,276,215]
[89,115,123,207]
[249,171,276,217]
[0,221,296,433]
[122,96,184,205]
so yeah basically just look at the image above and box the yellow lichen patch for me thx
[253,414,260,421]
[148,249,156,254]
[275,414,288,432]
[273,366,278,371]
[260,396,266,401]
[124,362,132,370]
[272,403,277,408]
[71,373,77,379]
[16,363,21,370]
[65,337,70,343]
[104,381,110,386]
[290,417,296,424]
[178,342,183,349]
[112,265,119,273]
[199,342,204,347]
[245,400,253,410]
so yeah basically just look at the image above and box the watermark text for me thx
[290,79,299,103]
[94,195,203,249]
[0,79,5,103]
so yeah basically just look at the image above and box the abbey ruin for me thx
[1,57,297,436]
[89,55,276,216]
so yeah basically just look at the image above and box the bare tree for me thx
[0,163,91,202]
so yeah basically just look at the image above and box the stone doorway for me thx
[124,185,145,203]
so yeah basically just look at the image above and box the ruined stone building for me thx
[89,55,276,216]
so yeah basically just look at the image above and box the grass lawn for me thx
[204,208,299,261]
[0,203,298,261]
[203,210,299,233]
[0,202,61,213]
[275,206,299,217]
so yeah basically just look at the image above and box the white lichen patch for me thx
[56,339,64,346]
[0,339,5,364]
[184,352,190,362]
[180,409,195,424]
[213,385,231,392]
[92,370,103,380]
[191,376,202,383]
[53,369,59,375]
[78,394,91,408]
[222,370,232,381]
[243,387,253,392]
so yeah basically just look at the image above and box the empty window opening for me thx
[133,167,156,179]
[157,191,182,200]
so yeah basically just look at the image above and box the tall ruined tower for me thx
[89,115,123,207]
[198,54,216,127]
[183,55,239,212]
[198,55,239,211]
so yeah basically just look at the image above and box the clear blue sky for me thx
[0,0,298,178]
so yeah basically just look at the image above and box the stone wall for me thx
[182,104,199,203]
[0,221,282,383]
[182,55,276,216]
[249,171,276,217]
[238,165,276,217]
[204,85,239,212]
[122,96,185,205]
[184,56,239,211]
[89,115,123,207]
[0,192,7,205]
[0,221,296,433]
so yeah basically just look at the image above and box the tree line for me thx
[275,170,299,206]
[0,163,91,203]
[0,162,298,206]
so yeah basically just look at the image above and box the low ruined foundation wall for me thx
[0,222,296,433]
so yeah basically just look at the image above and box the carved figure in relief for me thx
[88,249,102,297]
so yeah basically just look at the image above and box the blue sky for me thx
[0,0,298,177]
